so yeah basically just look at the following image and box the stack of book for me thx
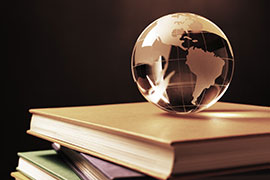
[11,102,270,179]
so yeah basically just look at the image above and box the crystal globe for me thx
[131,13,234,114]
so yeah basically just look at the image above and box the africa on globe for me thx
[131,13,234,114]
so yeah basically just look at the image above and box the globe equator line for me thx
[167,58,187,61]
[168,82,197,86]
[132,57,234,68]
[132,55,233,64]
[132,54,233,68]
[160,57,233,63]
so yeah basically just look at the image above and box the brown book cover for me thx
[27,102,270,179]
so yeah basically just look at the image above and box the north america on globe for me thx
[132,13,234,113]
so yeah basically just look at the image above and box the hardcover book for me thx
[11,171,30,180]
[52,143,153,180]
[27,102,270,179]
[16,150,81,180]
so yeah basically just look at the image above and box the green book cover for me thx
[17,150,81,180]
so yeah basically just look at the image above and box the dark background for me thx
[7,0,269,178]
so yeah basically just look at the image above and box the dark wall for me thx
[7,0,269,177]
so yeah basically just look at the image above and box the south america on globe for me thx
[131,13,234,113]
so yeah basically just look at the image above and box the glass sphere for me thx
[131,13,234,114]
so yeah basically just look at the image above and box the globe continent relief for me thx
[131,13,234,113]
